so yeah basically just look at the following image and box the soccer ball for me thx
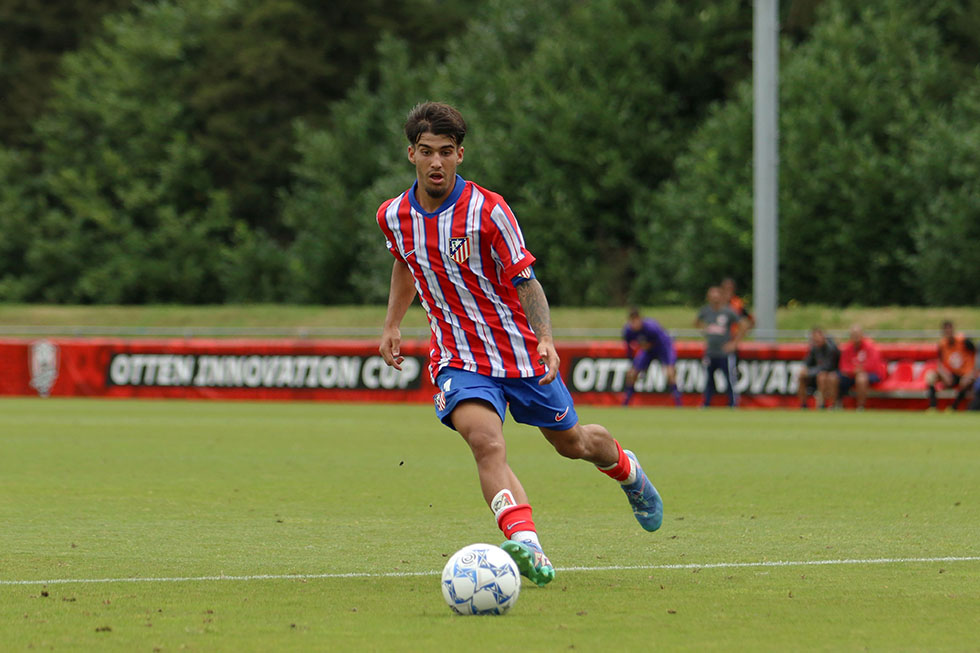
[441,543,521,615]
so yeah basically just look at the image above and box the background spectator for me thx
[924,320,976,411]
[696,286,748,408]
[798,326,840,409]
[828,325,887,410]
[720,277,756,332]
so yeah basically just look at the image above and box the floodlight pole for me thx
[753,0,779,341]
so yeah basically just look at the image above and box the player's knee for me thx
[462,429,506,463]
[545,427,591,460]
[551,435,586,459]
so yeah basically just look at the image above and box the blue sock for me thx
[623,386,635,405]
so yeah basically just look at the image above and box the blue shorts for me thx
[837,371,882,395]
[633,346,677,371]
[433,367,578,432]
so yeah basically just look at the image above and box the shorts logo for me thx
[516,267,532,279]
[449,237,470,264]
[555,406,570,422]
[434,390,447,411]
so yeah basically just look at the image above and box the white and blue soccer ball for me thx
[441,543,521,615]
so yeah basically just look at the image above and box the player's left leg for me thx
[952,374,971,410]
[540,423,663,532]
[661,347,682,406]
[854,372,870,410]
[724,353,739,407]
[623,367,641,406]
[816,371,832,409]
[624,350,654,406]
[506,373,663,532]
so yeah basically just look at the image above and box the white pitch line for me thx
[1,556,977,587]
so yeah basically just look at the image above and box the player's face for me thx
[408,132,463,202]
[812,330,825,346]
[707,287,722,306]
[721,280,734,299]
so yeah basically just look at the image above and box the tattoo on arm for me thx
[517,280,552,340]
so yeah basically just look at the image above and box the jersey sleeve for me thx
[488,199,536,279]
[376,199,404,262]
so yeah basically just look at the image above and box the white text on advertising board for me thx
[569,357,806,395]
[107,353,422,390]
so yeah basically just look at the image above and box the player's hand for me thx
[537,338,559,385]
[379,327,404,371]
[723,341,737,353]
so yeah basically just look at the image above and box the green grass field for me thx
[2,303,979,337]
[2,399,978,651]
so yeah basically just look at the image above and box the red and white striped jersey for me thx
[377,175,545,381]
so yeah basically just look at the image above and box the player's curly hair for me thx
[405,102,467,146]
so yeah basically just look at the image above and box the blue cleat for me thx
[621,450,663,532]
[500,539,555,587]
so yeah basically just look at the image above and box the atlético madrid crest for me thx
[449,237,470,264]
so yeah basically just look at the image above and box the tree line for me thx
[1,0,978,306]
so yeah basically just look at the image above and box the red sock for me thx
[496,504,535,540]
[597,439,631,482]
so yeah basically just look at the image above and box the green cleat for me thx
[500,539,555,587]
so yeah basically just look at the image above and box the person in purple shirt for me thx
[622,308,681,406]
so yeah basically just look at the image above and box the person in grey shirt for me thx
[695,286,748,407]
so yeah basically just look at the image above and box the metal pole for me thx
[753,0,779,341]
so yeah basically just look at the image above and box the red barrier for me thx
[0,337,946,409]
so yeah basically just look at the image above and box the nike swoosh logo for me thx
[404,248,416,258]
[555,406,570,421]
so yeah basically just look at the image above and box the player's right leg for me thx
[702,357,716,407]
[924,369,939,409]
[438,373,556,587]
[798,372,813,408]
[450,401,556,587]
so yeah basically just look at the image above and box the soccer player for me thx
[376,102,662,588]
[622,308,681,406]
[924,320,976,411]
[695,286,747,407]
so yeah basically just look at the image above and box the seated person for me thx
[797,326,840,409]
[827,325,886,410]
[622,308,680,406]
[924,320,976,411]
[969,375,980,412]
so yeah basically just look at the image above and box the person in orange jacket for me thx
[924,320,976,411]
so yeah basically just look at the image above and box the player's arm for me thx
[379,259,417,371]
[723,312,748,352]
[694,311,707,330]
[516,278,559,385]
